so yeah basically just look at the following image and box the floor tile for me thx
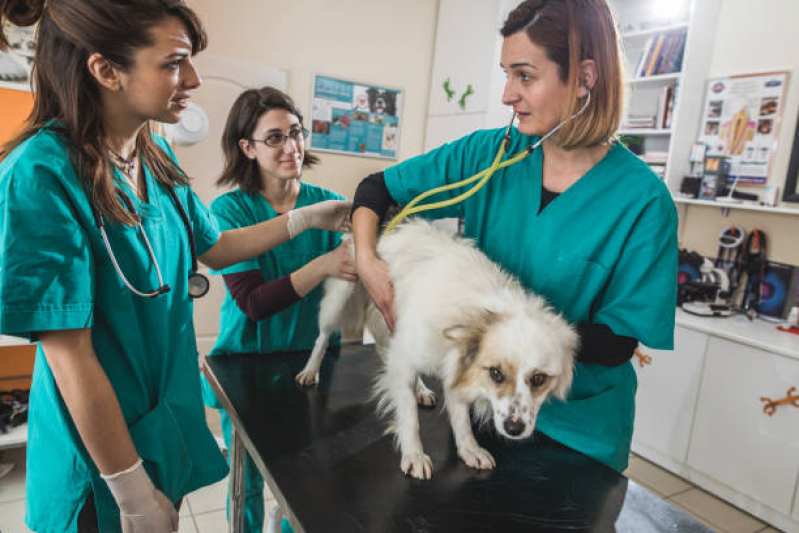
[193,510,227,533]
[179,496,192,518]
[0,459,26,503]
[624,456,691,498]
[205,406,223,437]
[0,498,32,533]
[187,476,227,514]
[178,514,198,533]
[669,488,766,533]
[754,528,781,533]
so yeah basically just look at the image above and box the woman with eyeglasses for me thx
[0,2,349,532]
[201,86,357,533]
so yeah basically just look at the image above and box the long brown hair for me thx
[0,0,208,225]
[217,86,319,195]
[501,0,624,148]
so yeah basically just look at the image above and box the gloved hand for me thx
[102,459,178,533]
[288,200,352,238]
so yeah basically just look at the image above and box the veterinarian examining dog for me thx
[200,86,355,533]
[352,0,677,474]
[0,2,350,532]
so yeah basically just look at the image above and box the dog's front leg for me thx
[446,398,495,470]
[388,366,433,479]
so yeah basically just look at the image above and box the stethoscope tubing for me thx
[385,91,592,231]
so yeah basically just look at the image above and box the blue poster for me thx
[309,74,402,160]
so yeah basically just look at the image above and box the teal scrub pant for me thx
[220,410,294,533]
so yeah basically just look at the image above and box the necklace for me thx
[108,146,138,181]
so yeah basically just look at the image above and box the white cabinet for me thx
[686,337,799,515]
[633,326,708,464]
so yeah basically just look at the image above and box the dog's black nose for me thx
[503,417,525,437]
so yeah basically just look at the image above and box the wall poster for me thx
[309,74,402,160]
[697,71,789,185]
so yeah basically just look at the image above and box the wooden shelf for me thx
[628,72,681,85]
[622,22,690,40]
[674,196,799,215]
[0,422,27,450]
[618,128,672,136]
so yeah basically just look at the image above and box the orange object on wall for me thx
[0,87,34,147]
[0,344,35,390]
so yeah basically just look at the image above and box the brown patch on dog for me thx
[527,370,556,398]
[443,309,502,389]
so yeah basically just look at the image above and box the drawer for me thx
[687,337,799,514]
[633,325,708,462]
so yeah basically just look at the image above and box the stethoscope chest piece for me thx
[188,272,210,299]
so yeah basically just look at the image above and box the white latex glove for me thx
[102,459,178,533]
[288,200,352,238]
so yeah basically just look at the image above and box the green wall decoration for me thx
[442,78,456,102]
[458,84,474,110]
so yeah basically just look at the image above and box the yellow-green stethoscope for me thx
[385,90,592,232]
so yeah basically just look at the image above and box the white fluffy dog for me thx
[296,219,577,480]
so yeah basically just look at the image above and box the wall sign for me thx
[309,74,402,160]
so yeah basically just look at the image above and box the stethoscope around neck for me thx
[90,186,210,299]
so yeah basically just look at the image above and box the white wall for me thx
[677,0,799,265]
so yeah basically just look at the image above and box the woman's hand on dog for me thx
[324,240,359,282]
[356,253,397,333]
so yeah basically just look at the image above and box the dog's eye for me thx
[488,367,504,383]
[530,373,547,388]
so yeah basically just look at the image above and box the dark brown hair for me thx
[0,0,208,225]
[217,86,319,194]
[501,0,624,148]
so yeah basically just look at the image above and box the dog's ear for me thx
[443,309,501,383]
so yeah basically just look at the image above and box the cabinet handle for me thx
[634,348,652,368]
[760,386,799,416]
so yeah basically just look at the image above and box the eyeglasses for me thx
[249,128,309,148]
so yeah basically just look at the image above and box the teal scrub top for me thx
[202,184,343,408]
[0,129,229,532]
[384,127,678,471]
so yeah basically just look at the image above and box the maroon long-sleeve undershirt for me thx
[222,270,301,322]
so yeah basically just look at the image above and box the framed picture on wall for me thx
[309,74,403,160]
[783,110,799,202]
[0,22,35,91]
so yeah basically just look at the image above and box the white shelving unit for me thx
[611,0,722,194]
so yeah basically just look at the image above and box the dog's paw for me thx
[415,383,437,408]
[400,451,433,480]
[458,444,496,470]
[295,369,320,386]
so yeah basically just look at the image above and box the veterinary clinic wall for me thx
[677,0,799,265]
[187,0,440,200]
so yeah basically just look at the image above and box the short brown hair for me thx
[501,0,624,148]
[217,86,319,194]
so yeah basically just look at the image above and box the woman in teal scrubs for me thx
[0,4,348,532]
[353,0,677,474]
[202,86,355,533]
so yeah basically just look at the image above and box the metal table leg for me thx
[229,424,246,533]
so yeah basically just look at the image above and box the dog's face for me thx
[444,306,577,440]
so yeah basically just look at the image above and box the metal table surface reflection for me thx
[202,344,713,533]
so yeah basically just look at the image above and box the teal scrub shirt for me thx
[0,128,229,532]
[384,127,678,472]
[206,184,344,359]
[200,184,342,533]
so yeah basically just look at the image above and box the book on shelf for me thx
[655,84,677,129]
[633,30,687,78]
[641,151,669,165]
[623,114,657,129]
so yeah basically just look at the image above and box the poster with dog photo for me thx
[0,22,35,91]
[697,71,788,185]
[310,74,402,159]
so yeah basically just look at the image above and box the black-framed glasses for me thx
[249,128,309,148]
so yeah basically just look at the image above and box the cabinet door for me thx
[686,338,799,515]
[426,0,500,116]
[633,325,708,462]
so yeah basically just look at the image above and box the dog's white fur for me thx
[296,219,577,479]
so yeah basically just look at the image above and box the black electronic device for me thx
[680,176,702,198]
